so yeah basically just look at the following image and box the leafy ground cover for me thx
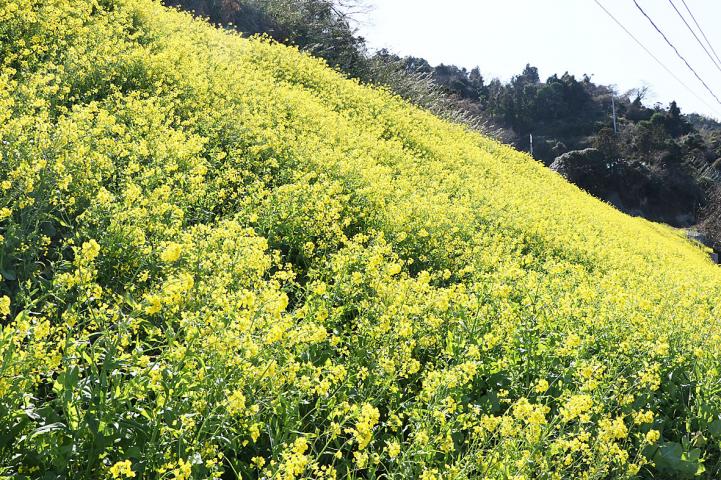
[1,1,721,478]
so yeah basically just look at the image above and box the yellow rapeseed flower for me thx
[160,242,182,263]
[109,460,135,478]
[0,296,10,317]
[535,379,550,394]
[386,440,401,459]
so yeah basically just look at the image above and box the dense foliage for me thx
[700,187,721,251]
[166,0,721,229]
[404,62,720,227]
[164,0,368,76]
[1,1,721,479]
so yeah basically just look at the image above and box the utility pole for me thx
[529,133,534,156]
[611,95,618,134]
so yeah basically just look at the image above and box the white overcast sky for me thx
[356,0,721,119]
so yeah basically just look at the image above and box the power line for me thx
[633,0,721,107]
[592,0,721,115]
[667,0,721,74]
[679,0,721,68]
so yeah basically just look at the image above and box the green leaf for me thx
[1,268,16,281]
[709,418,721,439]
[650,441,705,479]
[30,422,67,438]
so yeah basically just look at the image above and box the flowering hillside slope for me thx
[1,1,720,478]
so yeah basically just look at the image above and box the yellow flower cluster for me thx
[109,460,135,479]
[0,296,10,317]
[349,403,380,450]
[160,242,182,263]
[0,0,720,478]
[561,394,595,423]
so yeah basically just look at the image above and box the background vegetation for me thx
[167,0,721,236]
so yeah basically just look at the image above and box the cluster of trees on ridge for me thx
[165,0,721,250]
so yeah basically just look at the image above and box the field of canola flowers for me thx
[1,1,721,478]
